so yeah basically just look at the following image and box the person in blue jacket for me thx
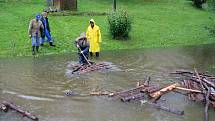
[40,11,55,47]
[75,33,90,65]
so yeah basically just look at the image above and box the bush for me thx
[206,17,215,37]
[207,0,215,10]
[193,0,206,8]
[107,10,131,39]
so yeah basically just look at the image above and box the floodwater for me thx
[0,44,215,121]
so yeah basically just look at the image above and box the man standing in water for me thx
[28,14,44,55]
[86,19,102,57]
[75,33,90,65]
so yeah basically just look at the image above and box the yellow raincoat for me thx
[86,19,102,53]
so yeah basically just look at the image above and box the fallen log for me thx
[150,83,180,98]
[140,100,184,116]
[140,85,160,93]
[121,93,144,102]
[149,83,180,102]
[109,85,147,97]
[2,101,38,121]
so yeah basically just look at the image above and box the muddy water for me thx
[0,44,215,121]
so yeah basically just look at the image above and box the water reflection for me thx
[0,44,215,121]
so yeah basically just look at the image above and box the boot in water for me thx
[36,46,39,53]
[32,46,36,55]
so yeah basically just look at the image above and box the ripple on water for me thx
[18,95,54,101]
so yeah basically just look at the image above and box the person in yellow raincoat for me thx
[86,19,102,57]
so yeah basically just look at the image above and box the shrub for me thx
[206,17,215,37]
[193,0,206,8]
[207,0,215,10]
[107,10,131,39]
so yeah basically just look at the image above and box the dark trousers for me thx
[79,53,89,65]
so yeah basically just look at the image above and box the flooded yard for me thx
[0,44,215,121]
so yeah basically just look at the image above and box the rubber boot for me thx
[36,46,39,53]
[90,52,93,57]
[32,46,35,55]
[49,42,55,47]
[96,52,99,57]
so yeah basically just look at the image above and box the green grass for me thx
[0,0,215,57]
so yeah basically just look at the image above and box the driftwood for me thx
[121,93,144,102]
[109,85,147,97]
[70,62,110,74]
[140,85,160,93]
[175,87,215,95]
[172,69,215,121]
[90,91,111,96]
[2,101,38,121]
[204,88,210,121]
[171,70,215,79]
[149,83,180,102]
[110,78,153,98]
[140,100,184,116]
[150,102,184,115]
[195,68,211,121]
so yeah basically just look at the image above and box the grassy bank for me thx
[0,0,215,57]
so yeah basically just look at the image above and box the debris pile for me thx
[66,62,116,76]
[172,69,215,121]
[71,63,109,74]
[90,77,185,116]
[89,69,215,120]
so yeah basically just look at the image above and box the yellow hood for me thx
[89,19,95,24]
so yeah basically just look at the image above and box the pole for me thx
[78,47,91,66]
[113,0,116,11]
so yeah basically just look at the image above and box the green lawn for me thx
[0,0,215,57]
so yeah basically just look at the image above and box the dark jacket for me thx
[41,17,50,38]
[75,36,89,54]
[41,17,50,32]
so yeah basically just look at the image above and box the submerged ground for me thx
[0,0,215,57]
[0,44,215,121]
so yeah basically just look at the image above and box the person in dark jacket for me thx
[40,11,55,46]
[75,33,90,65]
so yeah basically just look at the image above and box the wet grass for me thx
[0,0,215,57]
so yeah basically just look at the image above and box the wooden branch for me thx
[176,87,202,93]
[149,83,180,103]
[150,83,180,98]
[2,101,38,121]
[204,88,210,121]
[90,91,111,96]
[171,70,214,78]
[202,78,215,89]
[140,85,160,93]
[109,85,147,97]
